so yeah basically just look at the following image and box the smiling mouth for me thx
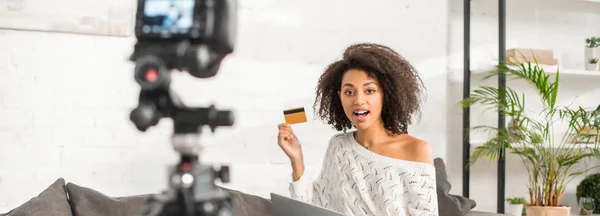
[353,110,370,117]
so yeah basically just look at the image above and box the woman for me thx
[277,43,438,216]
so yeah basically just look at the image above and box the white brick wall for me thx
[2,0,599,214]
[0,0,449,212]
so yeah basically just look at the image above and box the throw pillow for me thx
[221,187,273,216]
[434,158,478,215]
[0,178,73,216]
[65,182,150,216]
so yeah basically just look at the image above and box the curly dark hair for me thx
[313,43,426,134]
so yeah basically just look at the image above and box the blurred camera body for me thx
[131,0,237,79]
[127,1,238,216]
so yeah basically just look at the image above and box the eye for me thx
[344,90,354,96]
[366,89,376,94]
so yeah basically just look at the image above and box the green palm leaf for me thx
[460,54,600,206]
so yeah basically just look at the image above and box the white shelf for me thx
[567,0,600,5]
[450,64,600,82]
[470,139,598,149]
[471,64,600,77]
[555,68,600,76]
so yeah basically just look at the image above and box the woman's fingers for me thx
[277,123,297,150]
[282,129,294,137]
[278,123,292,130]
[278,132,290,142]
[278,124,295,137]
[279,126,294,134]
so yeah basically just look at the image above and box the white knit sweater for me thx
[289,132,439,216]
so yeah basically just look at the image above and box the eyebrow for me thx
[342,81,377,88]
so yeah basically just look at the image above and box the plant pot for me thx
[584,47,600,64]
[580,208,593,215]
[508,204,524,216]
[526,206,570,216]
[586,63,599,71]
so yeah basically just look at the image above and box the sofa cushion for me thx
[0,178,73,216]
[65,181,272,216]
[65,182,150,216]
[435,158,478,215]
[221,187,273,216]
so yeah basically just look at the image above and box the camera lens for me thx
[144,68,159,82]
[134,55,170,90]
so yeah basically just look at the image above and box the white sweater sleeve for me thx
[289,170,317,203]
[288,138,335,206]
[403,167,439,216]
[289,161,331,207]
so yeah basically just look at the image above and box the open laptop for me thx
[270,193,346,216]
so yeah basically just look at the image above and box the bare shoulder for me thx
[396,135,434,165]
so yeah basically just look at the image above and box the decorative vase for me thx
[580,208,593,215]
[586,63,599,71]
[508,204,524,216]
[525,206,570,216]
[584,47,600,64]
[578,197,596,215]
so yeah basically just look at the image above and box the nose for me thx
[354,92,366,106]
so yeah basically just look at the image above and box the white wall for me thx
[2,0,599,214]
[446,0,600,213]
[0,0,450,213]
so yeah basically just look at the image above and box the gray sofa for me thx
[0,158,504,216]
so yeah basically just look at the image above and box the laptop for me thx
[270,193,346,216]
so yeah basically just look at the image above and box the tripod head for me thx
[128,42,234,135]
[127,0,238,215]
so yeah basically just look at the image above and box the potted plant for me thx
[585,37,600,65]
[587,58,599,71]
[461,57,600,216]
[576,174,600,215]
[507,197,527,216]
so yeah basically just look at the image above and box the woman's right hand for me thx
[277,123,303,163]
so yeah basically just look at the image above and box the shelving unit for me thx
[461,0,508,213]
[462,0,600,214]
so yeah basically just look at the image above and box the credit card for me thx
[283,107,307,124]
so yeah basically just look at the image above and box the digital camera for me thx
[128,1,238,216]
[130,0,237,79]
[134,0,236,53]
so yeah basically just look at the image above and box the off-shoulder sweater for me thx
[289,132,438,216]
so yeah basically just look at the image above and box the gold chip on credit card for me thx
[283,107,307,124]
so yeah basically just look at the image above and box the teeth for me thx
[355,110,368,115]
